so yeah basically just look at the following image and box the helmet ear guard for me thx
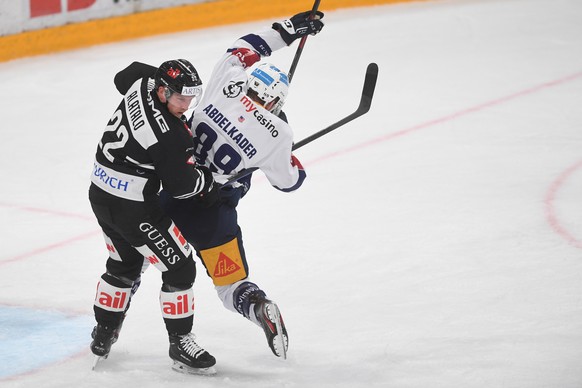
[247,63,289,115]
[163,87,172,101]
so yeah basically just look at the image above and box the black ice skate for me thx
[169,333,217,375]
[91,314,125,345]
[90,277,137,356]
[90,323,119,369]
[253,298,288,359]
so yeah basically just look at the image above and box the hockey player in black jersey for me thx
[89,59,219,374]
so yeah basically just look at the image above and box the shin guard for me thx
[94,274,132,326]
[160,287,194,335]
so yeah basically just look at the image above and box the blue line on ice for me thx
[0,306,93,379]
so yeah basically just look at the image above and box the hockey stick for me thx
[288,0,322,82]
[223,62,379,186]
[292,62,378,149]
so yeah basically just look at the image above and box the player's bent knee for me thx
[161,257,196,290]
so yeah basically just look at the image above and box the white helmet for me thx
[247,63,289,115]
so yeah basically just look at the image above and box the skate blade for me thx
[91,354,108,370]
[267,303,288,360]
[273,333,288,360]
[172,360,217,376]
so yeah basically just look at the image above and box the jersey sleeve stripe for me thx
[239,33,272,57]
[172,173,205,199]
[274,169,306,193]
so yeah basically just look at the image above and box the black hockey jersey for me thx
[91,62,204,202]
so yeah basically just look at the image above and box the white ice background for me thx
[1,0,581,387]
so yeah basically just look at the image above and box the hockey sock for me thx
[160,285,194,335]
[94,273,132,327]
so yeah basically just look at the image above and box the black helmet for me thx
[155,59,202,96]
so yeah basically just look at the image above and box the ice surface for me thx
[1,0,581,387]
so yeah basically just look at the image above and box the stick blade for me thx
[358,62,379,114]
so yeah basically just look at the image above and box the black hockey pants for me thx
[89,184,197,334]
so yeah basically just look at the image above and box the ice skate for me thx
[90,324,118,370]
[91,276,137,351]
[253,297,288,359]
[91,314,125,343]
[169,333,217,375]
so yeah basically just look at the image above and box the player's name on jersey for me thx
[201,104,258,159]
[126,89,146,131]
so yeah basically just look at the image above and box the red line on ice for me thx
[306,70,582,165]
[0,230,101,267]
[0,201,94,221]
[303,70,582,249]
[0,202,99,267]
[4,71,582,266]
[544,160,582,249]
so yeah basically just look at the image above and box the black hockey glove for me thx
[195,165,220,207]
[272,11,325,46]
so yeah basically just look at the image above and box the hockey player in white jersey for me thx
[159,10,325,359]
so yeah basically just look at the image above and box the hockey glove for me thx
[195,165,220,207]
[272,11,325,46]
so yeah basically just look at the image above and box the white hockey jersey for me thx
[189,28,306,192]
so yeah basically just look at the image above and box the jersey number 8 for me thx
[193,122,242,175]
